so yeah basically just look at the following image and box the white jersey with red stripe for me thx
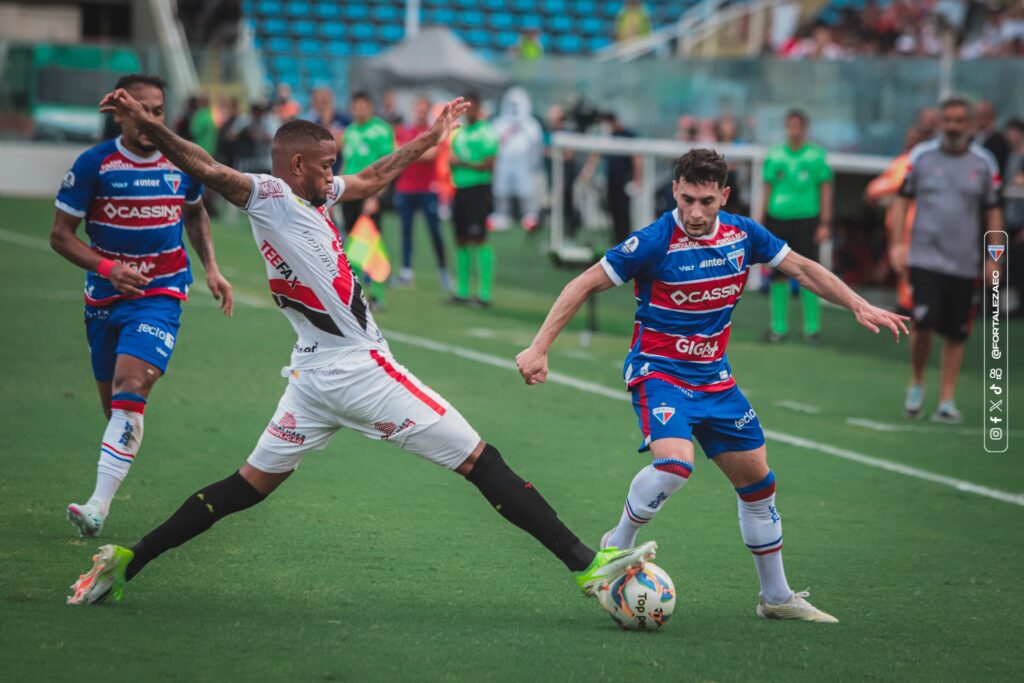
[600,208,790,392]
[243,173,387,369]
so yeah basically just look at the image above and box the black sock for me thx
[466,444,596,572]
[126,471,266,581]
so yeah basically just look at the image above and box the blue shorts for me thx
[631,379,765,457]
[84,296,182,381]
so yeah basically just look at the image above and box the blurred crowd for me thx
[780,0,1024,59]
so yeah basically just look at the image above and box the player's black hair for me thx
[673,148,729,188]
[1006,118,1024,134]
[940,96,972,114]
[785,108,808,125]
[463,91,481,104]
[350,90,372,103]
[273,119,334,148]
[114,74,167,93]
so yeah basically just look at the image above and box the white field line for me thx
[5,227,1020,507]
[384,330,1024,509]
[773,400,823,414]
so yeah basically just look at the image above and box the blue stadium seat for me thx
[459,10,484,27]
[297,38,322,56]
[270,54,299,75]
[313,3,341,20]
[267,36,294,53]
[373,5,401,22]
[490,11,515,30]
[325,40,352,57]
[427,8,455,25]
[465,28,490,47]
[378,24,404,42]
[497,30,519,48]
[454,0,479,8]
[321,23,345,40]
[252,34,263,50]
[255,0,281,17]
[545,0,568,15]
[602,1,621,18]
[581,17,604,34]
[513,0,537,13]
[588,36,611,51]
[554,33,583,53]
[355,42,380,57]
[285,1,311,18]
[551,15,572,32]
[481,0,505,10]
[291,19,316,38]
[341,4,369,20]
[574,0,597,15]
[261,17,287,36]
[350,23,374,40]
[305,57,330,75]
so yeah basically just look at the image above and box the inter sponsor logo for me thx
[267,411,306,444]
[698,257,726,268]
[133,178,161,188]
[293,341,319,353]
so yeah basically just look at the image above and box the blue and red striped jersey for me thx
[55,136,203,306]
[601,208,790,392]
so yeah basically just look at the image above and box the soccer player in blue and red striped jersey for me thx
[50,74,234,538]
[518,149,909,622]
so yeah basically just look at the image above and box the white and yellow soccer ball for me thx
[598,562,676,631]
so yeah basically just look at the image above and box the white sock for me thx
[90,393,146,516]
[607,458,692,549]
[736,470,791,604]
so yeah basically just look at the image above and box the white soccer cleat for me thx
[930,401,962,424]
[904,385,925,419]
[67,501,104,538]
[757,590,838,623]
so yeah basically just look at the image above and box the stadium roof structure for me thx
[351,26,511,96]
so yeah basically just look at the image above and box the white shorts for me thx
[247,350,481,473]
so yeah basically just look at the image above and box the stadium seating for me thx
[241,0,706,101]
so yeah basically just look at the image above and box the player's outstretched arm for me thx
[516,263,616,385]
[99,89,253,208]
[183,202,234,316]
[341,97,471,200]
[776,251,910,342]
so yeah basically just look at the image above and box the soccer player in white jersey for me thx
[517,149,909,622]
[67,88,656,607]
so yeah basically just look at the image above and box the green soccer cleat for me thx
[574,541,657,597]
[67,544,133,605]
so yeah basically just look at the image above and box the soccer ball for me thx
[598,562,676,631]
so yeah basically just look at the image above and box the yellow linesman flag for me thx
[345,215,391,283]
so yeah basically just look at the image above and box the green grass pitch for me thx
[0,196,1021,681]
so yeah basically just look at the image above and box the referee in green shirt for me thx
[340,91,396,231]
[449,92,499,306]
[759,109,833,343]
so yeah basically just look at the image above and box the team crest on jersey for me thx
[61,170,76,189]
[621,235,640,253]
[988,244,1005,262]
[652,406,675,425]
[163,173,182,193]
[727,248,745,272]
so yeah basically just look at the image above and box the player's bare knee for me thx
[112,372,155,397]
[456,440,487,477]
[239,462,291,495]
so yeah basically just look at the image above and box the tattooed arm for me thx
[99,89,254,208]
[341,97,470,201]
